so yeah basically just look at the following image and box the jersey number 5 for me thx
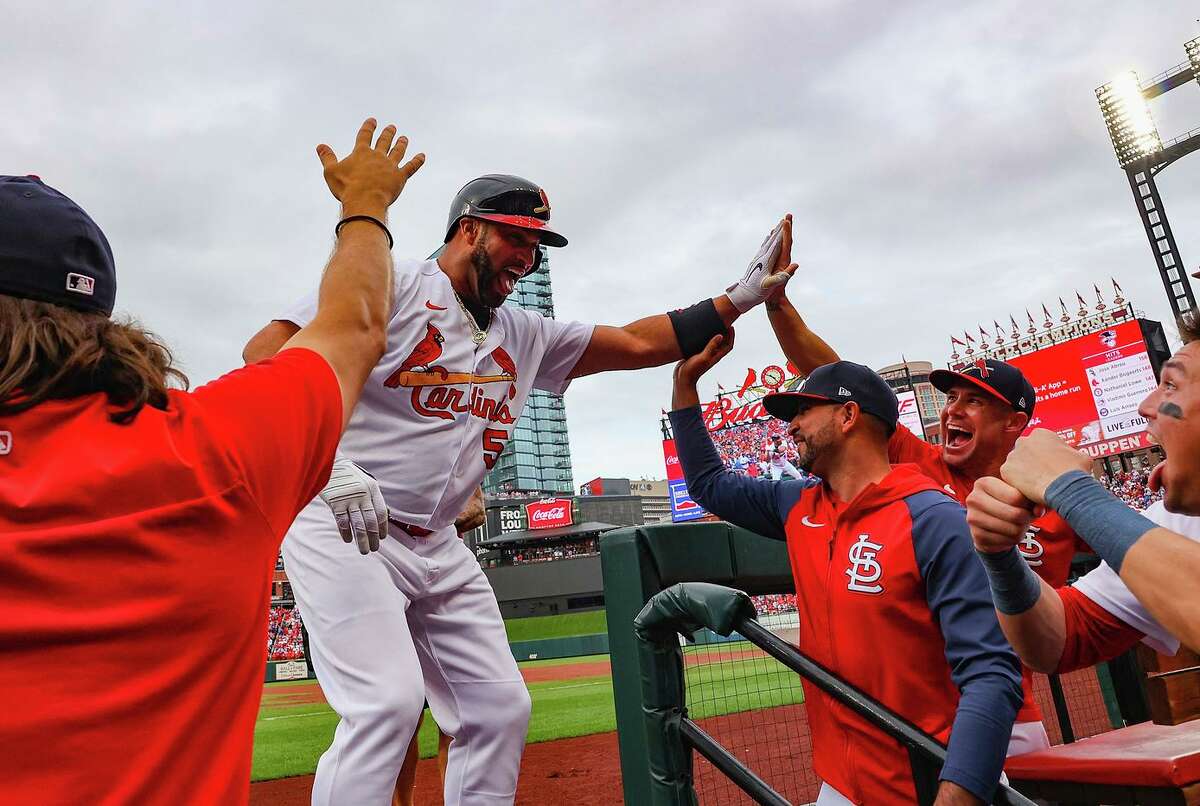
[482,428,507,470]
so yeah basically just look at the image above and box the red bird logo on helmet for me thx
[385,322,447,387]
[491,346,518,398]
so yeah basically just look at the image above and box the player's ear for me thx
[840,401,859,435]
[1004,410,1029,434]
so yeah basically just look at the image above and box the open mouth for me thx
[945,425,974,449]
[495,268,522,297]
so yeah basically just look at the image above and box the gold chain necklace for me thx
[452,290,488,345]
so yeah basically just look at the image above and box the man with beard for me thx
[669,333,1022,805]
[764,288,1085,752]
[966,318,1200,669]
[243,176,798,805]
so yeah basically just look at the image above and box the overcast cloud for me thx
[5,2,1200,484]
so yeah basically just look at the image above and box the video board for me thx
[1009,320,1159,458]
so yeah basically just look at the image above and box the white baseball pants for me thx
[282,506,531,805]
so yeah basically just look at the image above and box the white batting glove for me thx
[725,220,795,312]
[318,458,388,555]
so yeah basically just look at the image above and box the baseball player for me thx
[763,281,1088,753]
[0,119,423,804]
[766,433,803,480]
[966,319,1200,662]
[243,184,799,805]
[669,333,1023,805]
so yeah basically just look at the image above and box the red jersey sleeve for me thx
[888,423,940,466]
[1055,585,1146,674]
[189,348,342,534]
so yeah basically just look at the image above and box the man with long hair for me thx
[0,118,423,804]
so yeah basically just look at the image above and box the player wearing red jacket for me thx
[671,334,1022,806]
[765,289,1086,749]
[0,119,423,805]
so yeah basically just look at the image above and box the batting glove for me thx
[319,458,388,555]
[725,221,795,312]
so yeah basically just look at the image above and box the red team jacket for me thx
[889,425,1090,722]
[0,349,342,805]
[671,407,1023,805]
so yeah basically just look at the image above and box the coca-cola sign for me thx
[525,498,573,530]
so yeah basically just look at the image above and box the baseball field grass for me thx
[502,610,608,641]
[252,643,804,782]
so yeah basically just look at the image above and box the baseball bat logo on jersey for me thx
[383,319,521,467]
[845,533,885,594]
[1018,526,1045,567]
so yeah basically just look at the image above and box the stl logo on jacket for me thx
[845,534,885,594]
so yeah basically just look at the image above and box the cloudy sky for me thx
[6,2,1200,484]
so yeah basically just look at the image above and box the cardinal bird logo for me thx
[385,322,447,387]
[491,346,518,398]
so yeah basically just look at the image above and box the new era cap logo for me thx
[66,273,95,296]
[838,386,851,396]
[0,431,11,455]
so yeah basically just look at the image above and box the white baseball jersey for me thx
[1072,500,1200,655]
[281,257,594,530]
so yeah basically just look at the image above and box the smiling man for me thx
[243,177,798,805]
[764,291,1079,751]
[669,335,1022,806]
[966,319,1200,670]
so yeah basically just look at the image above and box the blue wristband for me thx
[1045,470,1157,573]
[975,547,1042,615]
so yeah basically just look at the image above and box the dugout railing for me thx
[633,581,1036,806]
[600,521,1132,805]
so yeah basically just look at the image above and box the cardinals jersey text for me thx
[279,258,593,530]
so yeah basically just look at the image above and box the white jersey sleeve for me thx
[277,259,424,329]
[1071,500,1200,655]
[530,316,594,394]
[279,289,318,329]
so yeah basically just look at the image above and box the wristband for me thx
[1045,470,1156,573]
[975,547,1042,615]
[667,298,726,358]
[335,215,394,249]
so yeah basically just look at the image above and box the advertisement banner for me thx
[896,390,924,440]
[668,478,707,522]
[525,498,573,530]
[499,506,527,533]
[1009,321,1158,456]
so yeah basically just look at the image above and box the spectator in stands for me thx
[0,120,424,804]
[671,333,1022,806]
[967,320,1200,666]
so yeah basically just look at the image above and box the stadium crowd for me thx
[502,538,599,565]
[266,606,306,662]
[710,418,809,479]
[1101,467,1164,511]
[750,593,798,616]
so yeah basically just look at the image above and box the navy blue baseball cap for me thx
[763,361,900,433]
[930,359,1036,417]
[0,175,116,316]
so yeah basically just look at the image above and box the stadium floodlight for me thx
[1096,71,1163,168]
[1188,37,1200,84]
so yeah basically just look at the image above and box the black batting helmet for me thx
[443,174,567,247]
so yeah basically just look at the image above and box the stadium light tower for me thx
[1096,46,1200,326]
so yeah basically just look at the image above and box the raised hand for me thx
[965,476,1040,554]
[726,215,799,312]
[1000,429,1093,506]
[672,329,735,409]
[316,118,426,217]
